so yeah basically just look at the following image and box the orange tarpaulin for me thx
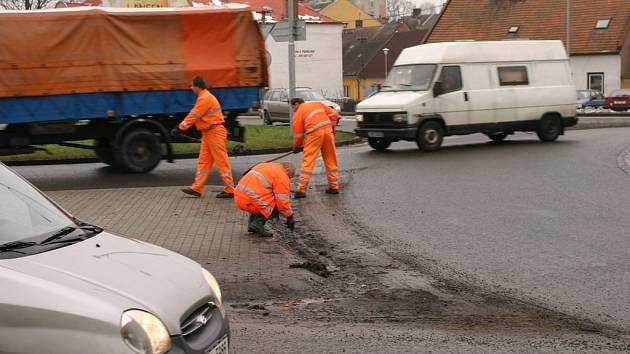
[0,6,268,98]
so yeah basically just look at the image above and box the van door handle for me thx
[464,92,469,101]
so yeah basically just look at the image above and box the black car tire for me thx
[416,121,444,152]
[116,129,162,173]
[263,110,273,125]
[367,138,392,151]
[536,115,562,142]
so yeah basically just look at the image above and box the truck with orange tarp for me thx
[0,6,268,172]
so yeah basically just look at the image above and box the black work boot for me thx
[325,188,339,195]
[216,191,234,199]
[181,187,201,198]
[294,191,307,199]
[249,213,273,237]
[247,214,257,233]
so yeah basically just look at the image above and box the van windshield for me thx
[0,165,74,245]
[382,64,437,92]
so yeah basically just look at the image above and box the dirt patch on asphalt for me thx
[262,172,630,348]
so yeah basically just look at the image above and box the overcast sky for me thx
[411,0,446,13]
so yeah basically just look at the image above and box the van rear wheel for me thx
[536,115,562,142]
[368,138,392,151]
[416,121,444,152]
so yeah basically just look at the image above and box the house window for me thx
[498,66,529,86]
[595,18,611,29]
[343,85,350,97]
[508,26,519,33]
[588,73,604,94]
[438,66,463,93]
[355,20,363,28]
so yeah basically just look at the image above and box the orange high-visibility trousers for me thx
[297,126,338,193]
[191,125,235,195]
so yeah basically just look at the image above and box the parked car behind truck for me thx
[260,88,341,124]
[0,6,268,172]
[355,40,577,151]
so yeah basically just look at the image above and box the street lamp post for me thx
[383,47,389,79]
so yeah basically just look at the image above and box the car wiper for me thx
[39,226,79,244]
[0,240,38,253]
[74,219,103,234]
[399,83,413,87]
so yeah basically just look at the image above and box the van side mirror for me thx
[433,81,444,97]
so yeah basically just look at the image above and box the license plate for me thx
[614,101,625,104]
[368,132,385,138]
[207,337,228,354]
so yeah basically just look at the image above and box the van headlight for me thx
[355,114,364,122]
[121,310,171,354]
[392,113,407,123]
[202,268,223,305]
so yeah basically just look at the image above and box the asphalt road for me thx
[12,127,630,345]
[337,128,630,331]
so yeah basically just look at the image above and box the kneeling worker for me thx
[234,162,296,237]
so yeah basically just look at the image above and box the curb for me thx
[2,136,363,167]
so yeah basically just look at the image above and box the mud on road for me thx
[231,170,630,352]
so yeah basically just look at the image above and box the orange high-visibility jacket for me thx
[236,162,294,218]
[179,89,225,131]
[292,101,339,146]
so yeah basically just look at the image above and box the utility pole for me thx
[288,0,297,128]
[566,0,571,54]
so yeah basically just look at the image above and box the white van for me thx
[355,40,578,151]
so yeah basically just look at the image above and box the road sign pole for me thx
[288,0,296,133]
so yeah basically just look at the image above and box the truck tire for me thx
[94,138,118,166]
[536,115,562,142]
[368,138,391,151]
[416,121,444,152]
[116,129,162,173]
[486,132,507,142]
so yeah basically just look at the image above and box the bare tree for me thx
[0,0,56,10]
[386,0,414,22]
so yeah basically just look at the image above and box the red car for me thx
[603,89,630,111]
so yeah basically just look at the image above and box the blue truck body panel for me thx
[0,87,259,124]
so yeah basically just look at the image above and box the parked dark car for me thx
[260,88,341,124]
[603,89,630,112]
[576,89,604,109]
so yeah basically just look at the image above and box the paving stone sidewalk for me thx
[49,185,312,300]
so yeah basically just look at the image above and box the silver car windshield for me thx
[296,90,326,101]
[0,165,73,244]
[382,64,437,92]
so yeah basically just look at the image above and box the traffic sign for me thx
[270,20,306,42]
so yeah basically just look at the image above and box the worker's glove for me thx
[285,216,295,230]
[170,128,180,137]
[292,145,303,154]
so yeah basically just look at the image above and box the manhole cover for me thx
[617,148,630,174]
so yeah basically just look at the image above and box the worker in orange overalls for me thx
[234,162,296,237]
[172,76,235,198]
[291,98,340,198]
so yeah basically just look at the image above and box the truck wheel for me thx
[416,121,444,152]
[94,139,118,166]
[368,138,391,151]
[536,115,562,142]
[263,111,273,125]
[486,132,507,142]
[117,129,162,173]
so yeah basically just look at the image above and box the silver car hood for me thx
[0,232,211,334]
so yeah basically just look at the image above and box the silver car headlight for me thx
[202,268,223,305]
[333,103,341,112]
[121,310,171,354]
[355,114,364,122]
[392,113,407,123]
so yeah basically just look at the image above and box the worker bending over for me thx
[172,76,234,198]
[234,162,296,237]
[291,98,340,198]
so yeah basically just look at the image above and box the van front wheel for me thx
[368,138,392,151]
[416,121,444,152]
[536,115,562,142]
